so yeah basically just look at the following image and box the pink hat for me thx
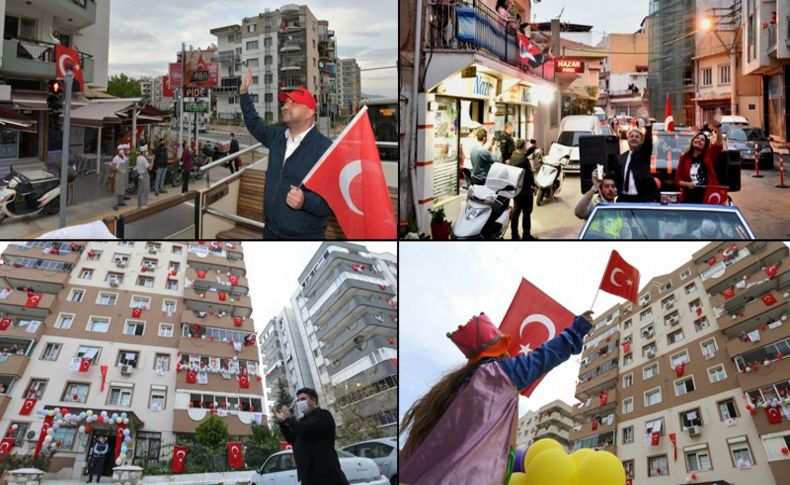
[447,313,512,362]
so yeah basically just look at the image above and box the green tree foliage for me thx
[194,414,229,448]
[107,73,142,99]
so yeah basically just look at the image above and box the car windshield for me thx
[735,128,768,141]
[652,133,694,169]
[557,131,591,147]
[337,449,355,458]
[582,207,752,240]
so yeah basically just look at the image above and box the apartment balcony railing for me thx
[2,39,94,83]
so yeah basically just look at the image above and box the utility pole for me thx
[59,66,73,228]
[177,42,185,159]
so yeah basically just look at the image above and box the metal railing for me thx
[198,142,262,186]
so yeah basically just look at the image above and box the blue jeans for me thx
[154,167,166,193]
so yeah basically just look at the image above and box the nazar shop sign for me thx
[555,58,585,74]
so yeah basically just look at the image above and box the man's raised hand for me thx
[240,66,253,94]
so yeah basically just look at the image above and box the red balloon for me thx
[85,426,92,433]
[97,416,103,423]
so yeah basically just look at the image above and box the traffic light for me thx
[47,79,63,111]
[48,79,63,95]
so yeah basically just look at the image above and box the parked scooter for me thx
[535,146,571,206]
[451,162,524,240]
[0,166,76,222]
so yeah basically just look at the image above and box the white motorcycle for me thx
[451,162,524,240]
[535,145,571,206]
[0,167,74,222]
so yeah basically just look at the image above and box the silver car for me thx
[251,449,388,485]
[341,438,398,485]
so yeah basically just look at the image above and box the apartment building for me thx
[338,58,361,116]
[259,305,318,401]
[597,18,649,118]
[0,241,264,480]
[516,399,575,451]
[572,241,790,484]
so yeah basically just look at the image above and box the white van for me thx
[549,115,603,173]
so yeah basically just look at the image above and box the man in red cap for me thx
[239,66,333,239]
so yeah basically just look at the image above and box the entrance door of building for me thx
[86,431,117,477]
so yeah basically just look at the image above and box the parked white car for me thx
[552,115,603,173]
[341,438,398,485]
[251,450,388,485]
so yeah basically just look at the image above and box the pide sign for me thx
[555,58,585,74]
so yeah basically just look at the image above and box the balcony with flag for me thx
[182,287,252,318]
[0,288,56,319]
[180,309,254,332]
[575,358,619,399]
[0,310,45,341]
[572,389,617,421]
[716,282,790,333]
[0,337,34,377]
[733,334,790,391]
[697,242,784,291]
[569,411,617,446]
[178,324,259,362]
[172,391,266,436]
[185,244,246,274]
[188,267,249,297]
[175,360,262,395]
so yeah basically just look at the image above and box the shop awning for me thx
[116,104,171,125]
[12,90,89,111]
[0,105,36,131]
[67,99,139,128]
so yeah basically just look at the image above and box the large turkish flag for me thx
[302,107,395,239]
[227,442,244,468]
[499,278,574,397]
[20,398,36,415]
[55,44,84,91]
[172,445,188,473]
[599,250,640,303]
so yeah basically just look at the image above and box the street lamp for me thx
[699,17,713,31]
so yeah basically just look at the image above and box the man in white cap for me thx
[239,66,333,239]
[111,145,129,211]
[136,145,151,209]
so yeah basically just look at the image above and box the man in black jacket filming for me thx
[275,387,349,485]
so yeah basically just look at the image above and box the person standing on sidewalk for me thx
[228,133,240,174]
[111,144,128,211]
[86,436,109,483]
[181,142,193,194]
[153,142,168,196]
[136,145,151,208]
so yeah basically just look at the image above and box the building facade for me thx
[0,241,264,480]
[516,399,575,451]
[338,58,361,117]
[597,18,649,118]
[572,241,790,484]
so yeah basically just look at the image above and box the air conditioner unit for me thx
[646,350,656,358]
[115,261,128,268]
[120,364,134,375]
[643,330,654,339]
[109,280,120,288]
[148,248,157,255]
[669,317,679,326]
[688,425,701,437]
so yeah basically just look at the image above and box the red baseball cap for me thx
[278,86,317,111]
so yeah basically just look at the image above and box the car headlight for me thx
[465,206,487,221]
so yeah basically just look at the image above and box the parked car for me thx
[551,115,604,172]
[251,449,388,485]
[341,438,397,485]
[719,115,749,138]
[579,203,755,240]
[724,126,774,170]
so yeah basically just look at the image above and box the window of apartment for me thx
[86,250,102,261]
[25,379,47,399]
[661,296,676,310]
[163,300,177,315]
[142,258,158,271]
[623,353,633,366]
[622,425,634,444]
[79,269,93,280]
[154,354,170,372]
[659,281,672,293]
[172,245,182,254]
[728,438,753,469]
[168,262,180,273]
[54,313,74,329]
[680,408,702,428]
[97,292,118,306]
[5,422,28,443]
[623,460,635,480]
[108,386,133,407]
[623,397,634,414]
[685,282,697,294]
[645,387,662,406]
[87,316,110,333]
[640,308,652,321]
[623,319,632,331]
[77,346,100,363]
[641,323,654,339]
[118,242,134,247]
[701,67,712,86]
[648,455,669,477]
[131,296,151,309]
[667,329,684,345]
[63,382,89,403]
[166,279,178,291]
[642,342,657,359]
[67,289,84,303]
[718,398,739,421]
[708,364,727,383]
[686,446,711,472]
[675,376,696,396]
[41,343,62,361]
[701,339,718,358]
[117,351,139,368]
[688,298,702,313]
[671,350,690,368]
[149,386,167,411]
[646,417,664,436]
[623,373,633,389]
[247,58,259,68]
[680,269,691,280]
[52,426,78,450]
[4,15,37,40]
[123,320,145,337]
[719,64,731,84]
[158,323,174,338]
[694,317,710,332]
[644,362,659,380]
[136,276,154,288]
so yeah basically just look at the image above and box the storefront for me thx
[496,83,536,143]
[765,69,787,141]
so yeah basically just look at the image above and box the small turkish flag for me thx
[20,398,36,415]
[0,437,14,456]
[703,185,728,205]
[172,445,188,473]
[721,243,738,261]
[302,107,396,239]
[499,278,574,397]
[26,292,43,307]
[218,292,227,301]
[229,275,238,286]
[664,94,674,132]
[227,442,244,468]
[79,358,91,372]
[675,362,685,377]
[651,432,660,446]
[765,262,780,278]
[762,293,777,306]
[132,307,142,318]
[599,391,608,406]
[239,374,249,389]
[0,317,12,331]
[696,307,703,316]
[197,270,206,279]
[766,407,783,424]
[280,441,293,451]
[186,370,196,384]
[599,250,640,303]
[591,419,598,431]
[623,342,631,353]
[163,75,175,98]
[706,256,716,265]
[55,44,84,91]
[722,286,735,299]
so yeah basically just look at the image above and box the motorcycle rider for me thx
[111,144,129,211]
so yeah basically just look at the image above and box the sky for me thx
[107,0,397,97]
[531,1,650,44]
[398,241,719,437]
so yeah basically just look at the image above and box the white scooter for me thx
[535,145,571,206]
[0,167,73,222]
[451,162,524,240]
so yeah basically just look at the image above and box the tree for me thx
[244,423,285,469]
[326,378,390,446]
[273,378,294,416]
[107,73,142,99]
[194,414,229,448]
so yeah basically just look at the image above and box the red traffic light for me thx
[48,80,62,95]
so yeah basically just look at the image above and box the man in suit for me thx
[615,109,658,202]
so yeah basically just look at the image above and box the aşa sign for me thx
[555,59,585,74]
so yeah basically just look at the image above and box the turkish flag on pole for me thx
[172,445,189,473]
[599,250,640,303]
[100,365,108,392]
[55,44,84,91]
[79,358,91,373]
[25,292,43,307]
[765,262,780,278]
[227,442,244,468]
[0,437,14,456]
[20,398,36,415]
[703,185,728,205]
[301,106,396,239]
[664,94,674,132]
[499,278,574,397]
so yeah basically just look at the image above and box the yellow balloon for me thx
[509,472,529,485]
[523,449,576,485]
[523,438,564,470]
[577,450,625,485]
[570,448,595,468]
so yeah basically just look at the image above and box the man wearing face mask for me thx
[274,388,348,485]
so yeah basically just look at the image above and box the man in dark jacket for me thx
[153,142,168,195]
[86,435,109,483]
[275,388,348,485]
[614,109,658,202]
[228,133,240,174]
[509,139,536,240]
[239,67,333,239]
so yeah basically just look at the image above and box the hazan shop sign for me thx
[555,59,585,74]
